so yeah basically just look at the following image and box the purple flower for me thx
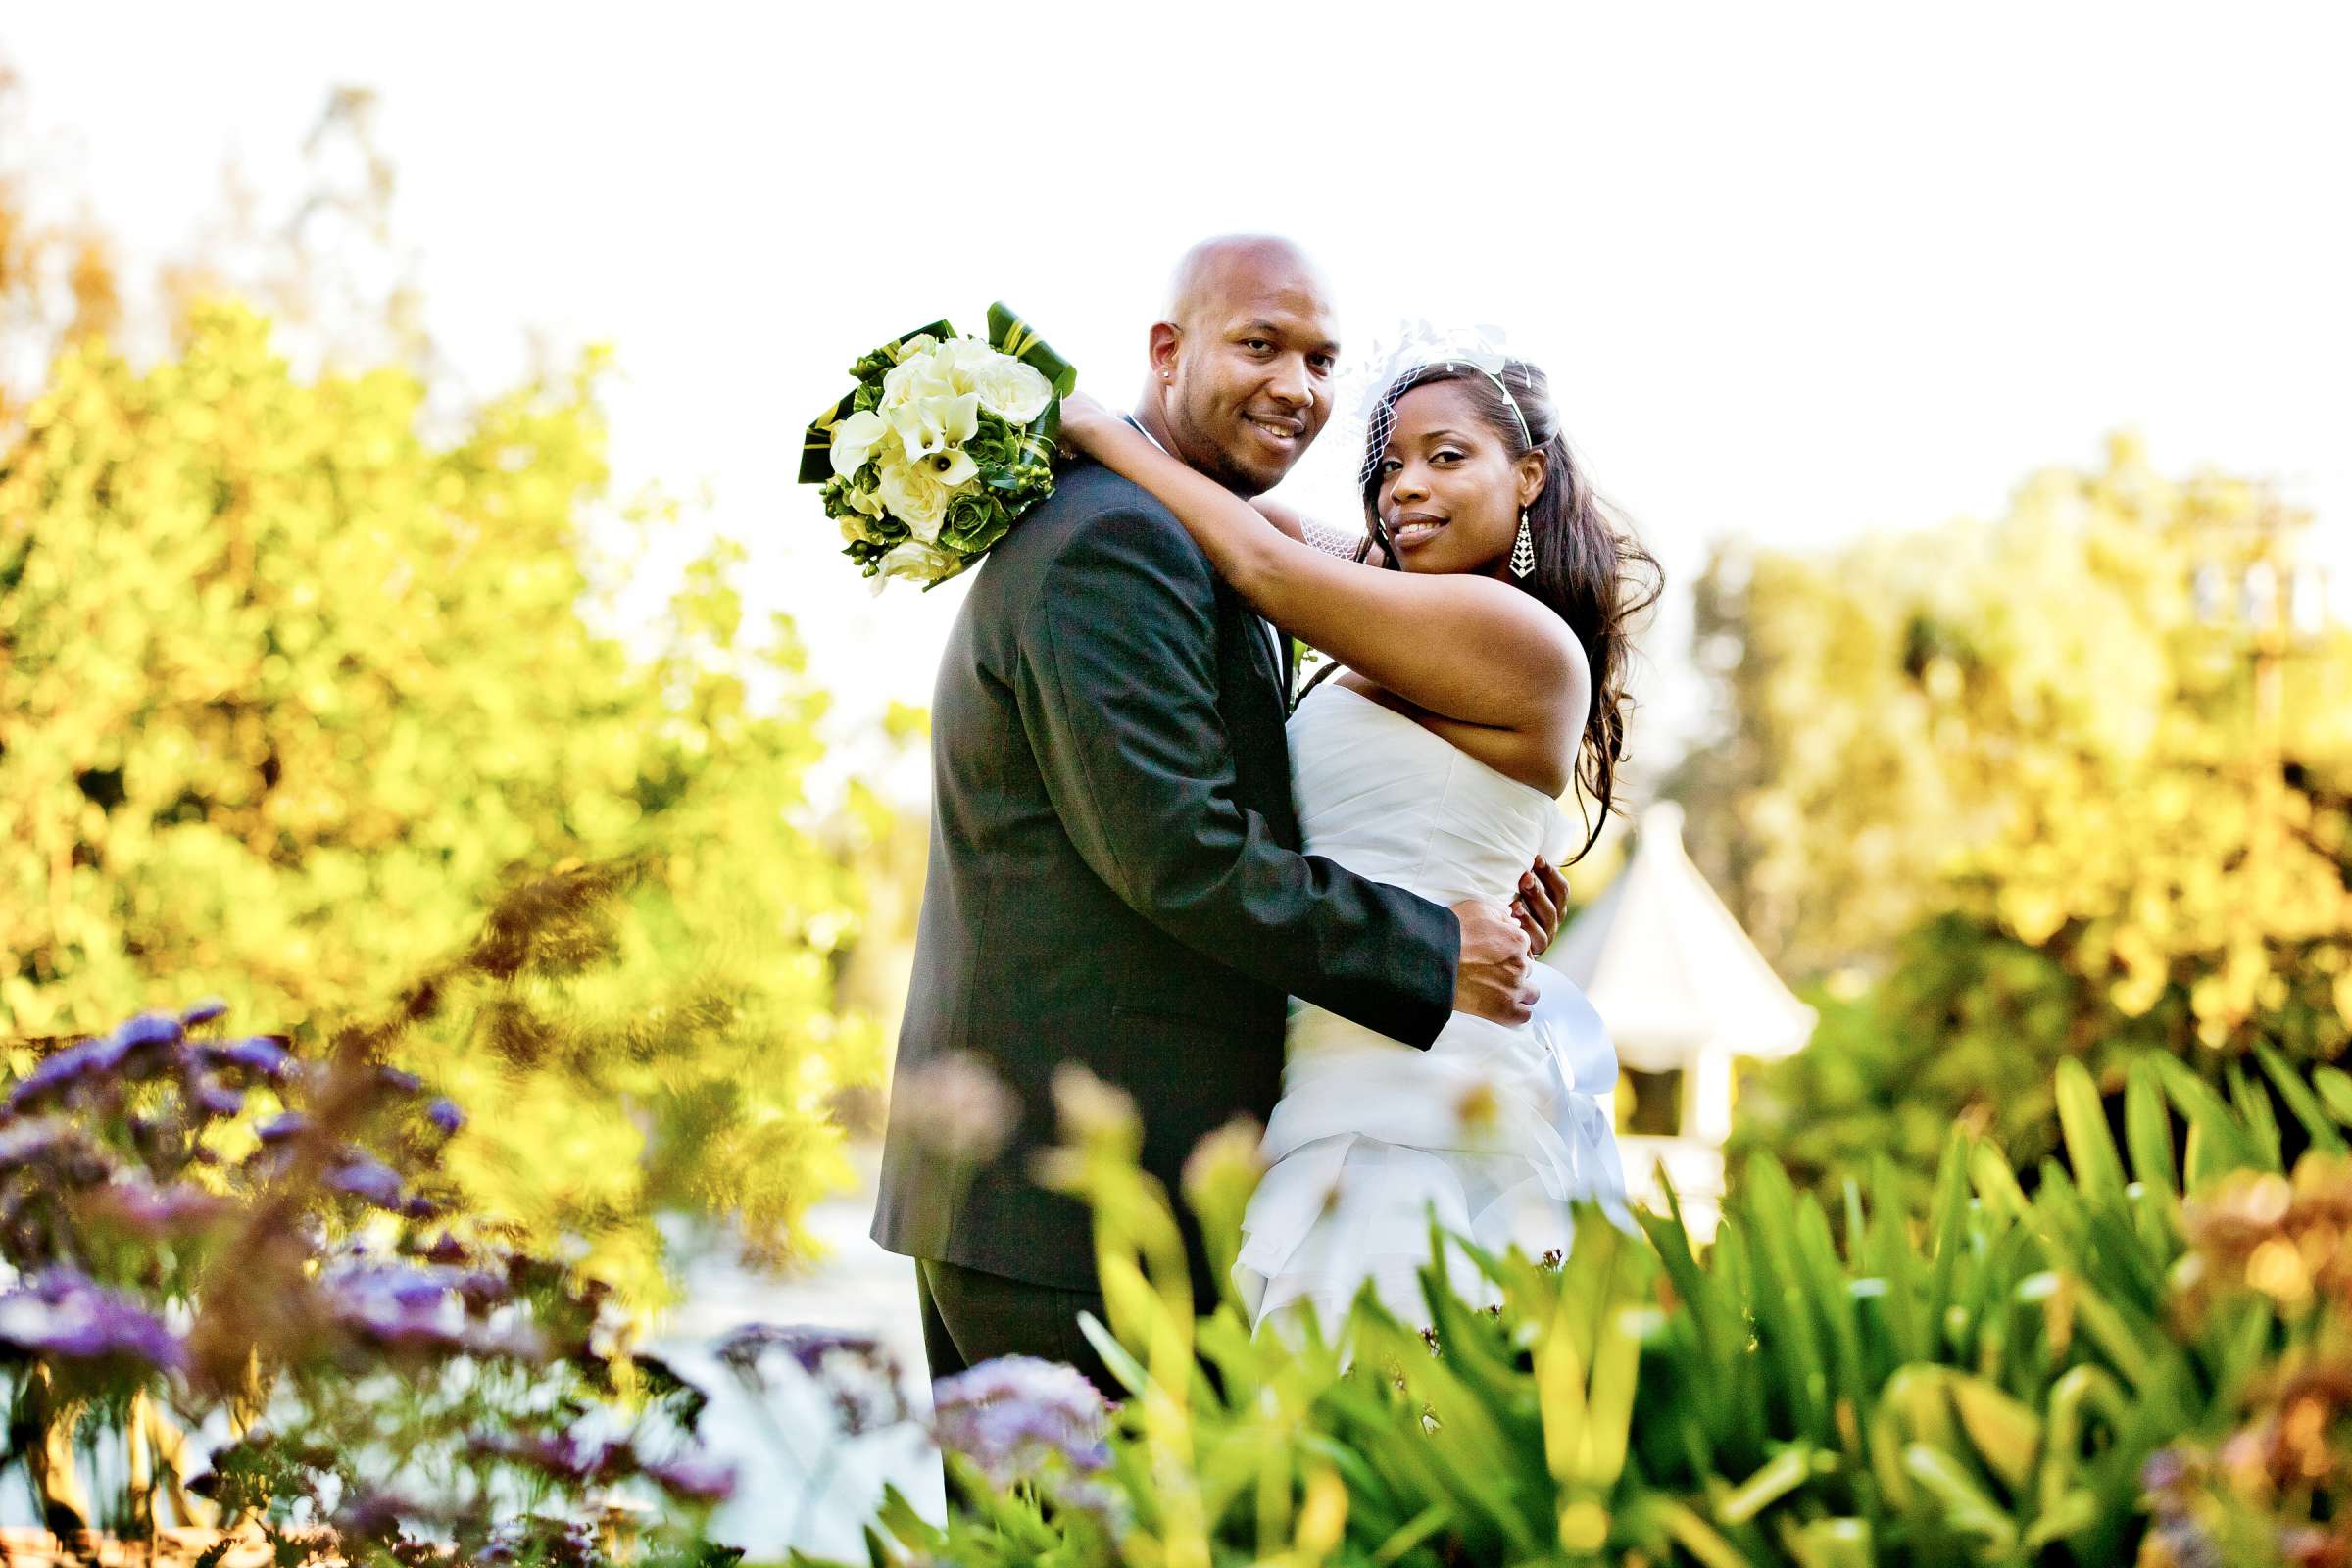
[0,1116,86,1170]
[326,1152,406,1210]
[423,1233,472,1265]
[7,1012,187,1109]
[643,1451,737,1503]
[329,1260,506,1311]
[0,1267,187,1374]
[332,1486,428,1542]
[931,1355,1111,1487]
[719,1323,884,1377]
[2140,1446,2191,1497]
[319,1261,538,1361]
[2147,1515,2223,1568]
[891,1051,1018,1165]
[199,1035,294,1080]
[188,1076,246,1119]
[87,1175,233,1238]
[426,1098,465,1136]
[717,1323,910,1434]
[113,1012,187,1054]
[256,1111,310,1144]
[180,999,229,1028]
[467,1430,629,1483]
[478,1517,598,1568]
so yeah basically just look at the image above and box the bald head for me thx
[1161,234,1332,326]
[1138,235,1339,496]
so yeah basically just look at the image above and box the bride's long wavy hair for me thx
[1357,359,1663,860]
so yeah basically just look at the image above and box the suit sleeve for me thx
[1013,503,1460,1049]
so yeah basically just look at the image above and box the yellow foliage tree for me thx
[1683,436,2352,1179]
[0,303,879,1304]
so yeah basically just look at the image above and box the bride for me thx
[1056,349,1660,1332]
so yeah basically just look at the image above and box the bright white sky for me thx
[12,3,2350,800]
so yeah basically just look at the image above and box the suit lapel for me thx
[1115,413,1291,713]
[1231,594,1285,710]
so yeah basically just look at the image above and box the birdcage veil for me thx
[1330,319,1532,496]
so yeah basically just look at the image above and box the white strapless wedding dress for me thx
[1235,681,1630,1334]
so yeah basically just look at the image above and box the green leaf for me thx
[2258,1045,2347,1156]
[1370,1503,1454,1566]
[2314,1064,2352,1127]
[1968,1143,2032,1222]
[2154,1057,2265,1186]
[1778,1515,1874,1568]
[1650,1498,1755,1568]
[2054,1057,2126,1204]
[1924,1131,1973,1355]
[1866,1153,1926,1364]
[2228,1059,2283,1171]
[1739,1153,1835,1444]
[1947,1374,2042,1494]
[1075,1310,1152,1399]
[2123,1055,2180,1202]
[989,302,1080,397]
[1717,1443,1818,1525]
[1900,1443,2018,1554]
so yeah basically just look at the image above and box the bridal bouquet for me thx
[801,304,1076,591]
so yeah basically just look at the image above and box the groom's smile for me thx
[1246,413,1307,452]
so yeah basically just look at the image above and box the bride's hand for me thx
[1055,390,1115,458]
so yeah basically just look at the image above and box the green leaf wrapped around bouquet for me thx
[799,303,1076,592]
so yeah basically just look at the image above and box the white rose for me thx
[970,353,1054,425]
[829,409,892,480]
[891,332,940,363]
[932,336,998,393]
[881,347,956,412]
[875,452,951,539]
[871,539,964,594]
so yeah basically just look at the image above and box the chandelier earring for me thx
[1510,509,1536,579]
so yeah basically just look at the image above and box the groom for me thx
[872,235,1557,1392]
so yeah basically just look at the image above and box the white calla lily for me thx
[890,390,981,462]
[920,445,978,489]
[830,410,892,479]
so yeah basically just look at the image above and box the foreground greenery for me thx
[803,1045,2352,1567]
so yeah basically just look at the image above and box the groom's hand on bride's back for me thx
[1449,900,1538,1026]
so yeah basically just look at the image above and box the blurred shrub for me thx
[0,306,880,1302]
[1679,435,2352,1185]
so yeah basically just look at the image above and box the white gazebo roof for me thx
[1546,802,1816,1074]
